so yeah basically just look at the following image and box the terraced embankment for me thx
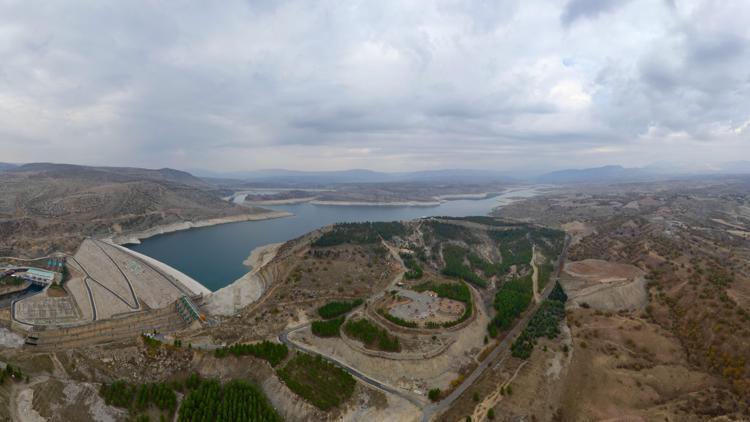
[15,300,196,350]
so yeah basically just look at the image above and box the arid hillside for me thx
[0,163,269,257]
[469,178,750,421]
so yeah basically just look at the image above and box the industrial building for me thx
[16,268,56,286]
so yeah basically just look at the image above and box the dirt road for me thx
[420,235,570,422]
[278,323,426,408]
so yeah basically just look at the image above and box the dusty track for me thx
[279,234,570,422]
[420,235,570,422]
[278,323,426,408]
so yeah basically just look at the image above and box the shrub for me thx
[401,252,424,279]
[548,282,568,303]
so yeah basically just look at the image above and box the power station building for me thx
[17,268,56,286]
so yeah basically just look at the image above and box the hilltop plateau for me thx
[0,163,284,257]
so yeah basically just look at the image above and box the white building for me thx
[17,268,56,285]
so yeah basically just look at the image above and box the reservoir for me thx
[129,187,539,291]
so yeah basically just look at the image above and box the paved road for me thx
[278,324,426,408]
[278,231,570,422]
[420,236,570,422]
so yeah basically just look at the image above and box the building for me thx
[17,268,56,285]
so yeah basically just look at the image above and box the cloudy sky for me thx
[1,0,749,172]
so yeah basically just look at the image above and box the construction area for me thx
[387,289,465,324]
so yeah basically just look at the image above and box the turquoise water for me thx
[128,189,536,291]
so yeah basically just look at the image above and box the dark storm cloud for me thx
[0,0,748,171]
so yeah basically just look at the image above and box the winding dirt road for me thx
[420,235,570,422]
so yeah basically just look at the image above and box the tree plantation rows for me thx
[179,379,281,422]
[276,353,356,411]
[489,275,533,337]
[100,381,177,417]
[312,298,363,337]
[313,222,406,246]
[317,299,363,319]
[311,317,345,337]
[378,307,419,328]
[414,281,471,303]
[214,341,288,366]
[511,282,568,359]
[344,318,400,352]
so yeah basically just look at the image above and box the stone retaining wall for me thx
[338,328,454,361]
[14,304,190,350]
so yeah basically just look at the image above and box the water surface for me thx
[129,187,538,291]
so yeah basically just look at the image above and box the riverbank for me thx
[204,242,283,315]
[127,186,544,292]
[108,210,292,245]
[435,192,498,200]
[310,199,442,207]
[240,190,511,208]
[244,197,318,205]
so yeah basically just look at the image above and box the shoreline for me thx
[310,199,443,207]
[244,190,515,208]
[107,210,292,245]
[435,192,498,200]
[205,242,283,316]
[244,197,318,205]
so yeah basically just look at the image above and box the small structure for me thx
[16,268,55,286]
[176,295,203,323]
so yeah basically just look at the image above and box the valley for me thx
[0,166,748,421]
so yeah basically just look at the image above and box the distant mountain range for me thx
[536,165,648,184]
[0,162,19,171]
[193,162,750,186]
[192,168,521,185]
[5,161,750,186]
[537,162,750,184]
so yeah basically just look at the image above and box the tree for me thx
[488,408,495,420]
[428,388,441,402]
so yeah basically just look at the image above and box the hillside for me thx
[0,163,275,257]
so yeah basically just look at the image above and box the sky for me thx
[0,0,749,172]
